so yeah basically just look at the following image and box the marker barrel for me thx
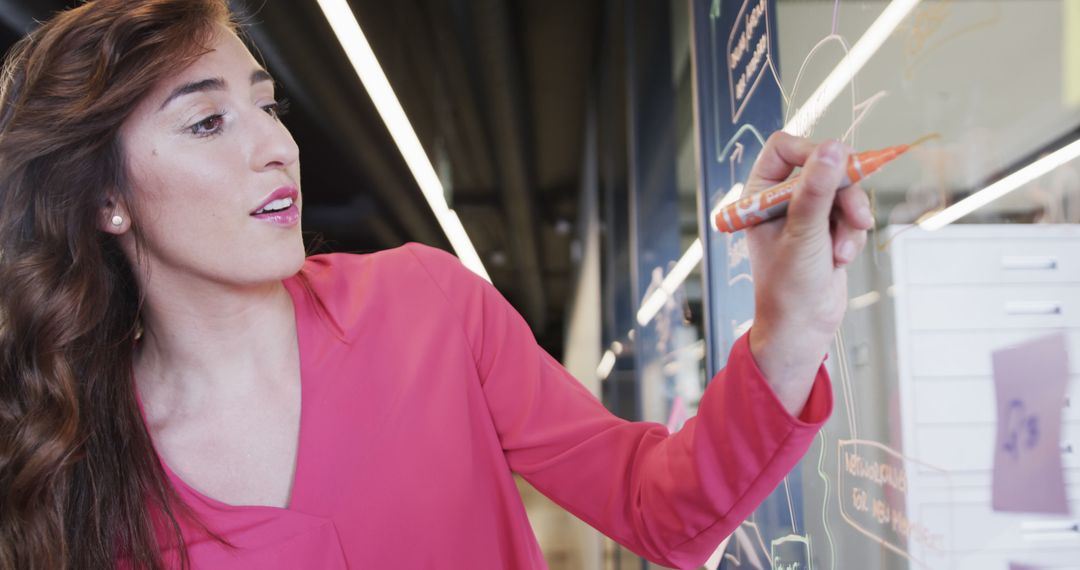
[712,144,909,233]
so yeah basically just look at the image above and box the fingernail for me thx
[819,140,843,166]
[858,206,873,226]
[839,240,856,262]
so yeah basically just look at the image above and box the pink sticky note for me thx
[1010,564,1048,570]
[992,333,1070,514]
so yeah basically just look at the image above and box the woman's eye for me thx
[189,114,224,137]
[263,97,291,120]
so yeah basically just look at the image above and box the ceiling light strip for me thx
[919,138,1080,231]
[314,0,490,281]
[633,0,920,330]
[783,0,921,137]
[636,238,703,327]
[596,349,616,380]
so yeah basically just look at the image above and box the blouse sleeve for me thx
[405,243,832,569]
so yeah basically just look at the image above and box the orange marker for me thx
[712,138,926,233]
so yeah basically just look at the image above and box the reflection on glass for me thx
[715,1,1080,569]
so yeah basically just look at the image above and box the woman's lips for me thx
[251,203,300,227]
[250,185,300,227]
[251,186,300,215]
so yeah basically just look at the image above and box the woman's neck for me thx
[133,270,299,413]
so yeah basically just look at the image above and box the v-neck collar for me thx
[137,274,311,514]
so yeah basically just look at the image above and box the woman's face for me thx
[116,24,303,290]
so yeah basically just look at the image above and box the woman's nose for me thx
[251,109,299,171]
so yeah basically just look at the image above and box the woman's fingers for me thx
[831,184,872,266]
[748,131,817,189]
[832,218,867,266]
[836,182,873,230]
[785,140,850,239]
[747,134,872,266]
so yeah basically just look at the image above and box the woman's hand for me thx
[745,132,873,415]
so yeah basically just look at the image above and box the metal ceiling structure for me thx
[0,0,603,356]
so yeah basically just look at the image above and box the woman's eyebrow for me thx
[158,69,276,112]
[251,69,274,86]
[159,77,223,111]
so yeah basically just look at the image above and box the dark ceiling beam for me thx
[0,5,33,34]
[468,0,547,333]
[419,0,495,195]
[303,194,401,245]
[235,1,446,248]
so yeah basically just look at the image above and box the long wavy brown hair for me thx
[0,1,236,568]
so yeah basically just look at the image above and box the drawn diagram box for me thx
[726,0,773,124]
[770,534,812,570]
[837,440,953,568]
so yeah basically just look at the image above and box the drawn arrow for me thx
[730,141,745,164]
[718,123,767,164]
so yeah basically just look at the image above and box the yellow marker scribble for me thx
[907,132,941,149]
[874,133,941,253]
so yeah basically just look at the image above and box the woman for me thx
[0,0,871,568]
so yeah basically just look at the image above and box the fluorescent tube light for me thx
[848,290,881,311]
[635,0,920,330]
[596,349,616,380]
[314,0,490,281]
[710,183,745,231]
[919,138,1080,231]
[719,183,744,208]
[636,239,704,326]
[783,0,921,137]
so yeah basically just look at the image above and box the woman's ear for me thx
[98,197,130,235]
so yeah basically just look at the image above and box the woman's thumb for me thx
[785,140,848,237]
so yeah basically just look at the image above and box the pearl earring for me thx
[111,214,124,227]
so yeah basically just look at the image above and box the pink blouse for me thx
[152,243,832,569]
